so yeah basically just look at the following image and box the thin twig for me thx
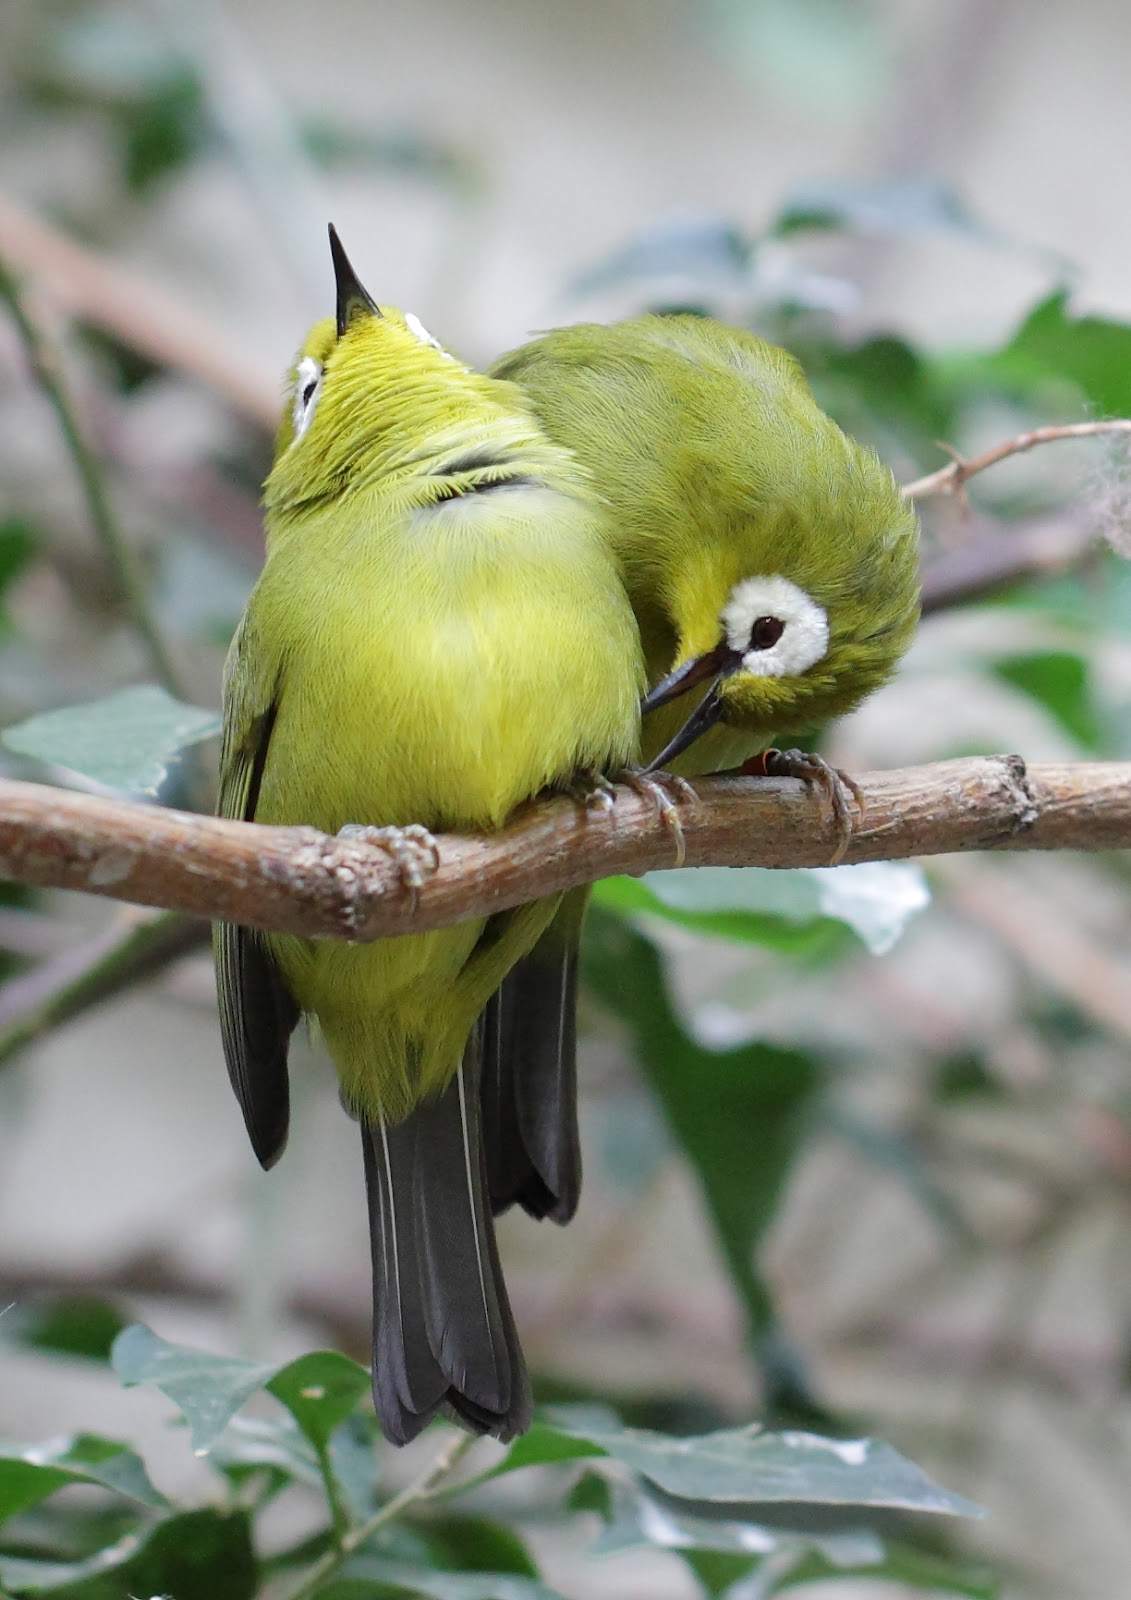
[902,420,1131,501]
[0,908,205,1067]
[0,191,277,427]
[278,1430,475,1600]
[0,759,1129,944]
[0,257,184,697]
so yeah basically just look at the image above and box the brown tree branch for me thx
[0,760,1128,944]
[902,420,1131,501]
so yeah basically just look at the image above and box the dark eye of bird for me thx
[302,378,319,407]
[749,615,785,650]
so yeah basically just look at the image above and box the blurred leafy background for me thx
[3,1,1131,1597]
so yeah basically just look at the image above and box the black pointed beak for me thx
[641,640,735,714]
[328,223,380,337]
[640,640,742,773]
[642,681,727,773]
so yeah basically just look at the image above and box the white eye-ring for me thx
[291,355,323,439]
[404,311,454,359]
[721,574,829,678]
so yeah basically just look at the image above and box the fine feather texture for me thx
[363,1047,531,1444]
[214,696,298,1168]
[215,246,642,1445]
[484,313,923,1242]
[481,885,586,1223]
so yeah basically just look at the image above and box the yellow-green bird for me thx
[482,313,920,1221]
[214,229,643,1445]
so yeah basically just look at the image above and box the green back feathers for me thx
[493,313,920,737]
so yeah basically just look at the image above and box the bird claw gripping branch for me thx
[742,748,863,865]
[336,822,442,895]
[618,766,698,866]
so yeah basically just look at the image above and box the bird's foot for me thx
[570,768,696,866]
[742,749,862,864]
[336,822,441,897]
[570,768,619,813]
[616,765,698,866]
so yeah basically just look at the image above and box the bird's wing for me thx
[214,618,298,1169]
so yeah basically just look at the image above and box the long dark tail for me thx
[362,1046,531,1446]
[479,888,587,1224]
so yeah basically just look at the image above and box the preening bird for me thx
[483,312,920,1221]
[214,229,643,1446]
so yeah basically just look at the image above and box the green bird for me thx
[215,230,643,1445]
[482,312,920,1222]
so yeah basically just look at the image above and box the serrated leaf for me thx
[2,686,220,794]
[0,1433,168,1523]
[541,1408,981,1517]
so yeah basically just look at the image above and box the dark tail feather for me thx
[362,1048,531,1447]
[480,939,581,1224]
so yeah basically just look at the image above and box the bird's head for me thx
[264,226,468,512]
[642,434,921,768]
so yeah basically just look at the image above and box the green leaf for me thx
[568,216,751,302]
[0,1434,168,1524]
[591,1480,884,1564]
[770,177,1058,269]
[593,873,847,955]
[266,1349,372,1455]
[993,650,1103,751]
[112,1324,278,1456]
[607,861,929,957]
[329,1559,567,1600]
[770,1540,999,1597]
[1001,290,1131,417]
[0,1507,256,1598]
[3,1298,126,1362]
[0,518,36,599]
[540,1408,981,1516]
[112,1325,370,1463]
[208,1413,325,1493]
[582,911,819,1370]
[2,686,220,794]
[326,1413,384,1521]
[489,1422,607,1480]
[419,1516,540,1578]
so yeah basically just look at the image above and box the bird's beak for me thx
[640,640,733,714]
[640,640,740,773]
[328,223,381,337]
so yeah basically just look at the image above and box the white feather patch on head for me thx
[404,311,447,354]
[721,574,829,678]
[291,355,323,439]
